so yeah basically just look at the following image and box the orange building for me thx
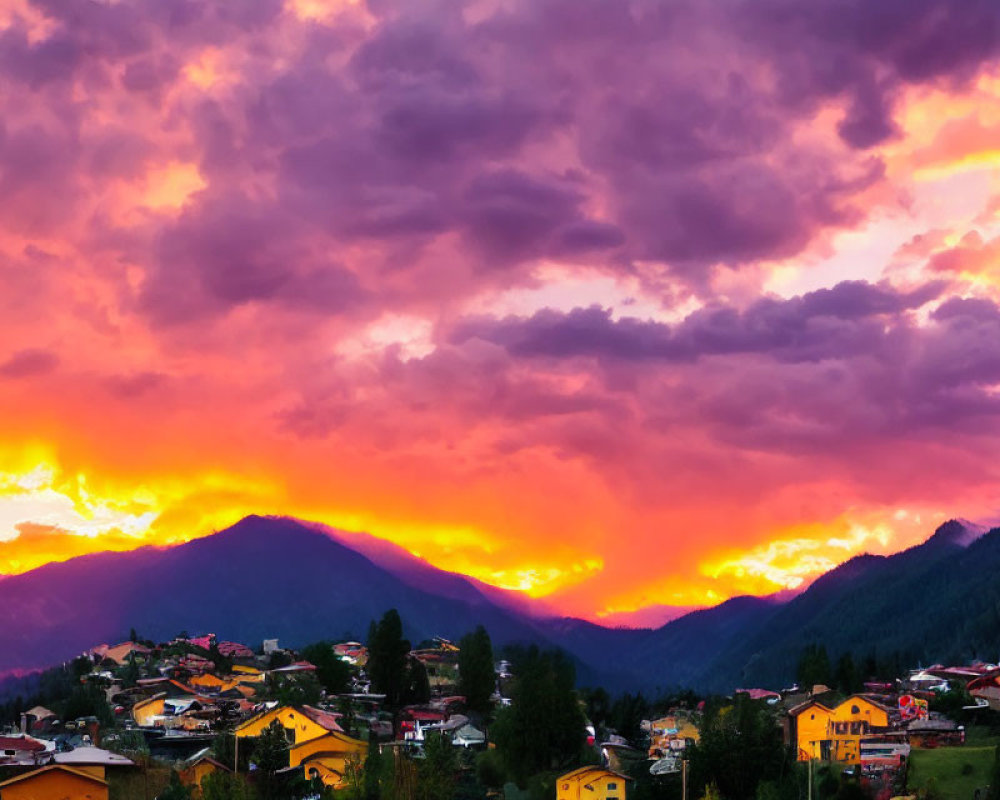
[0,765,108,800]
[290,732,368,789]
[788,695,892,763]
[179,748,232,797]
[234,705,367,789]
[556,766,631,800]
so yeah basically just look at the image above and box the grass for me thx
[907,742,997,800]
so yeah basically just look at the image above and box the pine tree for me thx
[458,626,495,714]
[367,610,411,708]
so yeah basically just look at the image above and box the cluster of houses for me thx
[0,632,502,797]
[4,628,999,800]
[778,662,999,793]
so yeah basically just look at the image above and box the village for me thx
[1,619,999,800]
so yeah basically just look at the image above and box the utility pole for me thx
[682,758,688,800]
[808,756,813,800]
[234,734,239,773]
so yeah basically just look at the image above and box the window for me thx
[851,705,860,714]
[608,783,617,790]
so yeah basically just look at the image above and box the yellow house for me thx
[556,766,631,800]
[132,693,167,727]
[290,731,368,789]
[179,748,232,797]
[234,706,344,746]
[188,674,227,690]
[790,695,891,763]
[0,765,108,800]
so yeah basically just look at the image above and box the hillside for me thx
[3,516,1000,694]
[0,516,563,675]
[703,520,1000,689]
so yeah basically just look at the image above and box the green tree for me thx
[458,626,495,714]
[797,644,832,690]
[367,610,411,708]
[834,653,860,694]
[688,694,786,800]
[158,771,192,800]
[362,733,383,800]
[610,692,650,745]
[417,732,458,800]
[301,641,352,695]
[200,772,251,800]
[403,658,431,706]
[61,683,114,727]
[253,721,290,800]
[491,646,586,784]
[265,673,323,706]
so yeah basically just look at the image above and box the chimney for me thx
[19,712,27,734]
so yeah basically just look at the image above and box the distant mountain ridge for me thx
[2,515,999,694]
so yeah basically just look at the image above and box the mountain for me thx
[0,516,641,690]
[696,519,1000,690]
[3,515,1000,695]
[593,605,702,629]
[0,516,571,676]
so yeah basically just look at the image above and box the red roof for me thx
[405,710,446,722]
[299,705,344,733]
[0,736,46,752]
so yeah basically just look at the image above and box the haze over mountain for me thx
[2,515,999,695]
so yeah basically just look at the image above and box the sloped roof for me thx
[0,764,107,788]
[0,736,48,752]
[53,746,134,767]
[182,747,232,772]
[558,765,633,783]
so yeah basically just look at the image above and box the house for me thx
[178,747,231,795]
[289,731,368,789]
[217,641,255,660]
[788,695,892,763]
[233,705,367,788]
[132,693,167,727]
[645,714,699,758]
[556,766,631,800]
[0,765,108,800]
[52,745,135,780]
[452,724,486,748]
[234,705,344,745]
[91,642,151,666]
[907,717,964,748]
[967,671,1000,711]
[0,735,53,766]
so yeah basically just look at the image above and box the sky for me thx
[2,0,1000,622]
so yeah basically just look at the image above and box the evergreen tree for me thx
[689,694,786,800]
[367,610,411,708]
[491,646,586,784]
[796,644,832,690]
[458,626,495,714]
[834,653,860,694]
[159,771,192,800]
[201,772,251,800]
[416,732,458,800]
[301,641,352,695]
[253,721,290,800]
[403,657,431,706]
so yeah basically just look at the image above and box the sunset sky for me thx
[2,0,1000,621]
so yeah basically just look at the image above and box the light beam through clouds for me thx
[1,0,1000,621]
